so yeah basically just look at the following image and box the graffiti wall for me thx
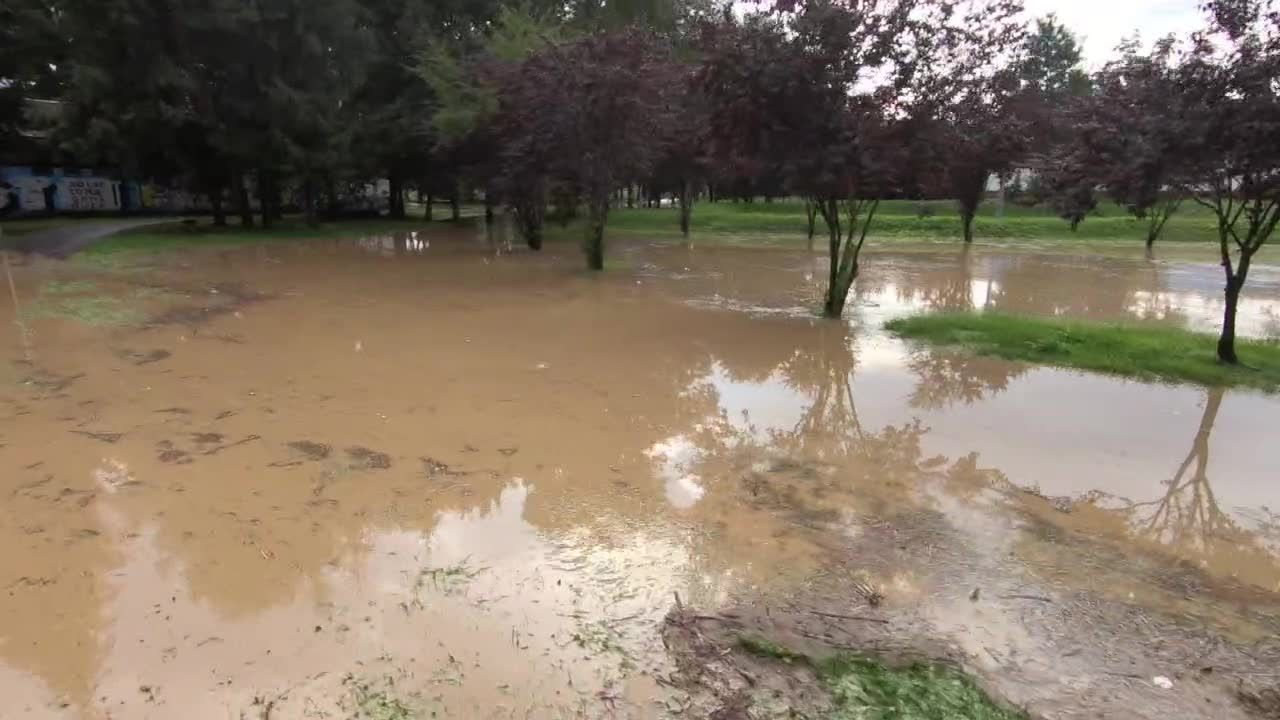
[0,167,121,214]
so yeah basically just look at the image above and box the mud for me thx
[0,229,1278,718]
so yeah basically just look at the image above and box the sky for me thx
[1021,0,1203,66]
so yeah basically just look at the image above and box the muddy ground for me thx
[0,223,1278,719]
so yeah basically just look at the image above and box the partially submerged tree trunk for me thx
[424,193,433,221]
[954,172,986,244]
[515,199,544,250]
[815,196,880,318]
[449,191,460,222]
[236,175,253,228]
[961,211,976,243]
[678,179,694,239]
[585,194,609,270]
[1145,197,1183,249]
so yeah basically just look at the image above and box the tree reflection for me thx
[1122,388,1280,586]
[904,349,1026,409]
[1127,388,1230,553]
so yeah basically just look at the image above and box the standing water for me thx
[0,230,1277,718]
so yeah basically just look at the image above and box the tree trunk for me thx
[585,197,608,270]
[303,176,317,227]
[424,192,433,221]
[678,179,693,238]
[210,189,226,227]
[626,185,635,209]
[962,211,975,244]
[236,176,253,228]
[516,201,543,250]
[326,177,339,219]
[450,191,460,222]
[257,169,273,229]
[484,196,495,224]
[819,199,844,318]
[388,171,404,219]
[1218,275,1242,364]
[805,200,817,251]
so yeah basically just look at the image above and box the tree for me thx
[1018,13,1090,156]
[496,28,674,269]
[650,76,710,238]
[1037,150,1097,231]
[1066,39,1183,248]
[701,0,1021,316]
[0,0,65,161]
[1172,0,1280,364]
[1019,14,1090,98]
[419,5,568,247]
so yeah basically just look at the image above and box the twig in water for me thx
[810,610,889,624]
[999,594,1053,603]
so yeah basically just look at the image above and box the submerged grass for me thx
[886,312,1280,391]
[85,217,442,255]
[818,656,1026,720]
[737,634,1024,719]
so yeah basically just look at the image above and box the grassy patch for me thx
[886,312,1280,391]
[738,634,807,663]
[818,656,1025,720]
[344,676,415,720]
[85,217,444,255]
[25,294,142,326]
[587,199,1219,245]
[42,279,98,294]
[736,634,1022,719]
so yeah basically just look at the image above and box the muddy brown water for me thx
[1,226,1279,719]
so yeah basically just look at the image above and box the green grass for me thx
[0,217,86,238]
[819,656,1025,720]
[24,294,142,326]
[84,217,445,255]
[738,634,808,663]
[737,634,1024,719]
[886,313,1280,391]
[597,200,1218,244]
[7,198,1221,257]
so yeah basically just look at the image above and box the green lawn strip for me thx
[559,204,1219,244]
[885,313,1280,391]
[84,217,443,255]
[737,634,1025,719]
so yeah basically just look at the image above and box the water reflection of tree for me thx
[1120,389,1280,587]
[1127,388,1230,553]
[904,350,1026,409]
[704,321,1001,503]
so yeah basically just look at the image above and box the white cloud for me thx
[1021,0,1204,66]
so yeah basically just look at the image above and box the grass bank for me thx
[885,313,1280,391]
[599,199,1219,244]
[737,634,1025,719]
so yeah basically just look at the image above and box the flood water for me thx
[2,226,1279,718]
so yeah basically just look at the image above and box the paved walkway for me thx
[1,218,176,258]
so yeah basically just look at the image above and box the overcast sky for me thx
[1022,0,1203,66]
